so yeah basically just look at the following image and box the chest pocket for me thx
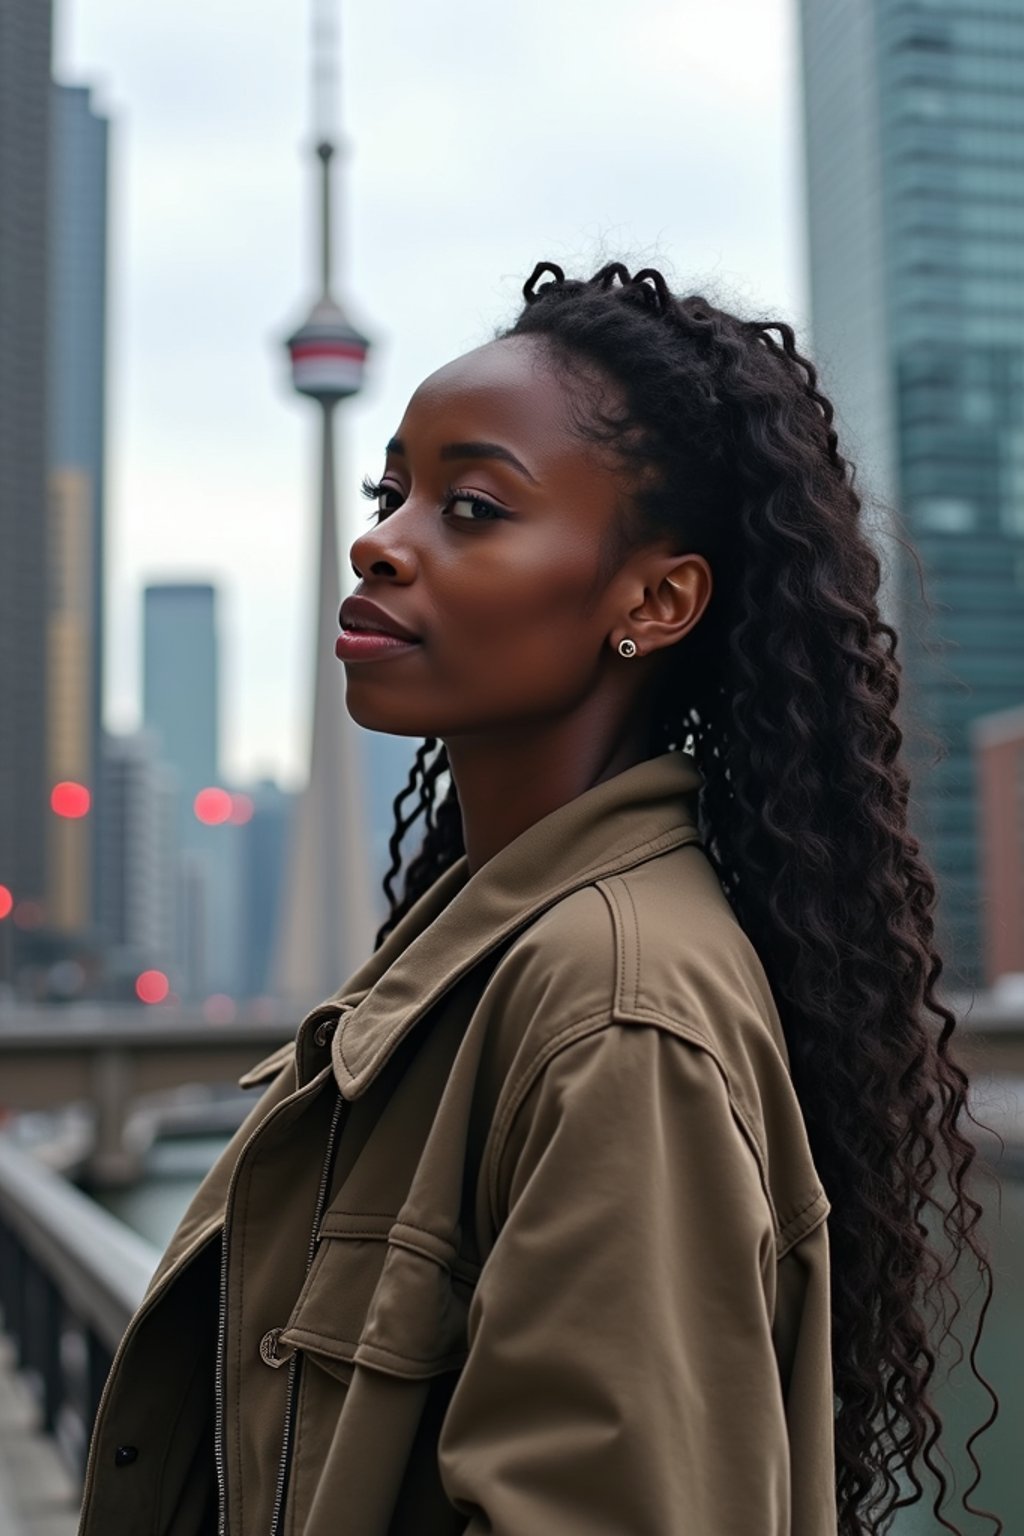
[278,1211,480,1384]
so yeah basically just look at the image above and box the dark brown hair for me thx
[374,260,1002,1536]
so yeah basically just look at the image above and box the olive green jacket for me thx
[78,750,835,1536]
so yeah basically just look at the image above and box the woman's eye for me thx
[444,490,504,522]
[359,476,402,519]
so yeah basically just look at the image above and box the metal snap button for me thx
[313,1016,337,1047]
[114,1445,139,1466]
[259,1328,289,1368]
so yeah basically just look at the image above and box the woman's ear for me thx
[624,553,713,658]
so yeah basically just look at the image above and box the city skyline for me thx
[54,0,805,790]
[800,0,1024,987]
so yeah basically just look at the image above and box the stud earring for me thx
[617,637,638,659]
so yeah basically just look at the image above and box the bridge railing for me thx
[0,1134,159,1483]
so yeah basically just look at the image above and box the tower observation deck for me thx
[273,7,376,1008]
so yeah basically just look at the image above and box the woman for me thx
[79,261,1000,1536]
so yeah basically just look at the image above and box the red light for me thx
[51,781,91,818]
[135,969,170,1004]
[0,886,12,921]
[194,787,232,825]
[203,992,237,1023]
[229,794,254,825]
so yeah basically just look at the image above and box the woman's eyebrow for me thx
[384,437,538,485]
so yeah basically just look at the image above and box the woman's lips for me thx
[335,629,423,662]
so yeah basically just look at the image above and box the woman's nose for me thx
[349,521,417,583]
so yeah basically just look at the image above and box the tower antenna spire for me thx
[273,0,375,1006]
[313,0,339,294]
[312,0,339,146]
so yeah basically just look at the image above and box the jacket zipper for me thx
[267,1088,346,1536]
[214,1045,341,1536]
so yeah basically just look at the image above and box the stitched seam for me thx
[338,826,702,1078]
[387,1215,456,1240]
[387,1234,453,1270]
[486,1009,617,1224]
[320,1209,399,1220]
[600,1003,773,1186]
[230,1151,256,1533]
[620,877,642,1013]
[317,1218,478,1275]
[142,1215,222,1308]
[777,1189,831,1259]
[318,1228,390,1242]
[286,1325,465,1371]
[314,1227,480,1282]
[285,1326,358,1352]
[238,1042,293,1088]
[361,1339,466,1367]
[598,876,641,1012]
[595,880,627,1017]
[227,1083,326,1528]
[486,1009,782,1241]
[624,1007,778,1232]
[779,1186,828,1234]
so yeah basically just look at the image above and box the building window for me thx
[914,497,976,531]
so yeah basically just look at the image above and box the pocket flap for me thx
[279,1219,479,1382]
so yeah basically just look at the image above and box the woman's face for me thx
[341,334,649,741]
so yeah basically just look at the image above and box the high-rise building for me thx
[972,702,1024,984]
[143,582,220,814]
[0,0,54,962]
[46,468,96,934]
[47,81,110,937]
[798,0,1024,987]
[97,731,178,985]
[141,582,250,998]
[239,779,294,998]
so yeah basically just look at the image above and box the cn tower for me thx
[272,0,376,1007]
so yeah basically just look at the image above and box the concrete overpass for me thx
[0,990,1022,1184]
[0,1006,295,1184]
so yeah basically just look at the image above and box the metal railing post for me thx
[0,1135,159,1488]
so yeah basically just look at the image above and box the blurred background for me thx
[0,0,1022,1530]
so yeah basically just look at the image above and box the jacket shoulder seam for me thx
[486,1010,787,1245]
[618,1005,830,1251]
[777,1186,831,1258]
[486,1008,615,1227]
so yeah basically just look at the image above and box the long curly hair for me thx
[372,260,1002,1536]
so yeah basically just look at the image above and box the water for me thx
[95,1135,230,1250]
[99,1137,1022,1533]
[891,1169,1023,1536]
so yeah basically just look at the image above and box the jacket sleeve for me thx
[436,1021,793,1535]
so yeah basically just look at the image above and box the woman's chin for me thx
[342,688,436,739]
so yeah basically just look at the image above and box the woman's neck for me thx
[445,709,651,874]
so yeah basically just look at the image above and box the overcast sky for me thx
[55,0,809,789]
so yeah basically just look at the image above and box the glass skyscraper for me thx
[47,82,110,943]
[799,0,1024,988]
[49,83,110,839]
[143,582,220,811]
[0,0,53,937]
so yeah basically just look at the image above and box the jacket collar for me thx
[321,750,705,1099]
